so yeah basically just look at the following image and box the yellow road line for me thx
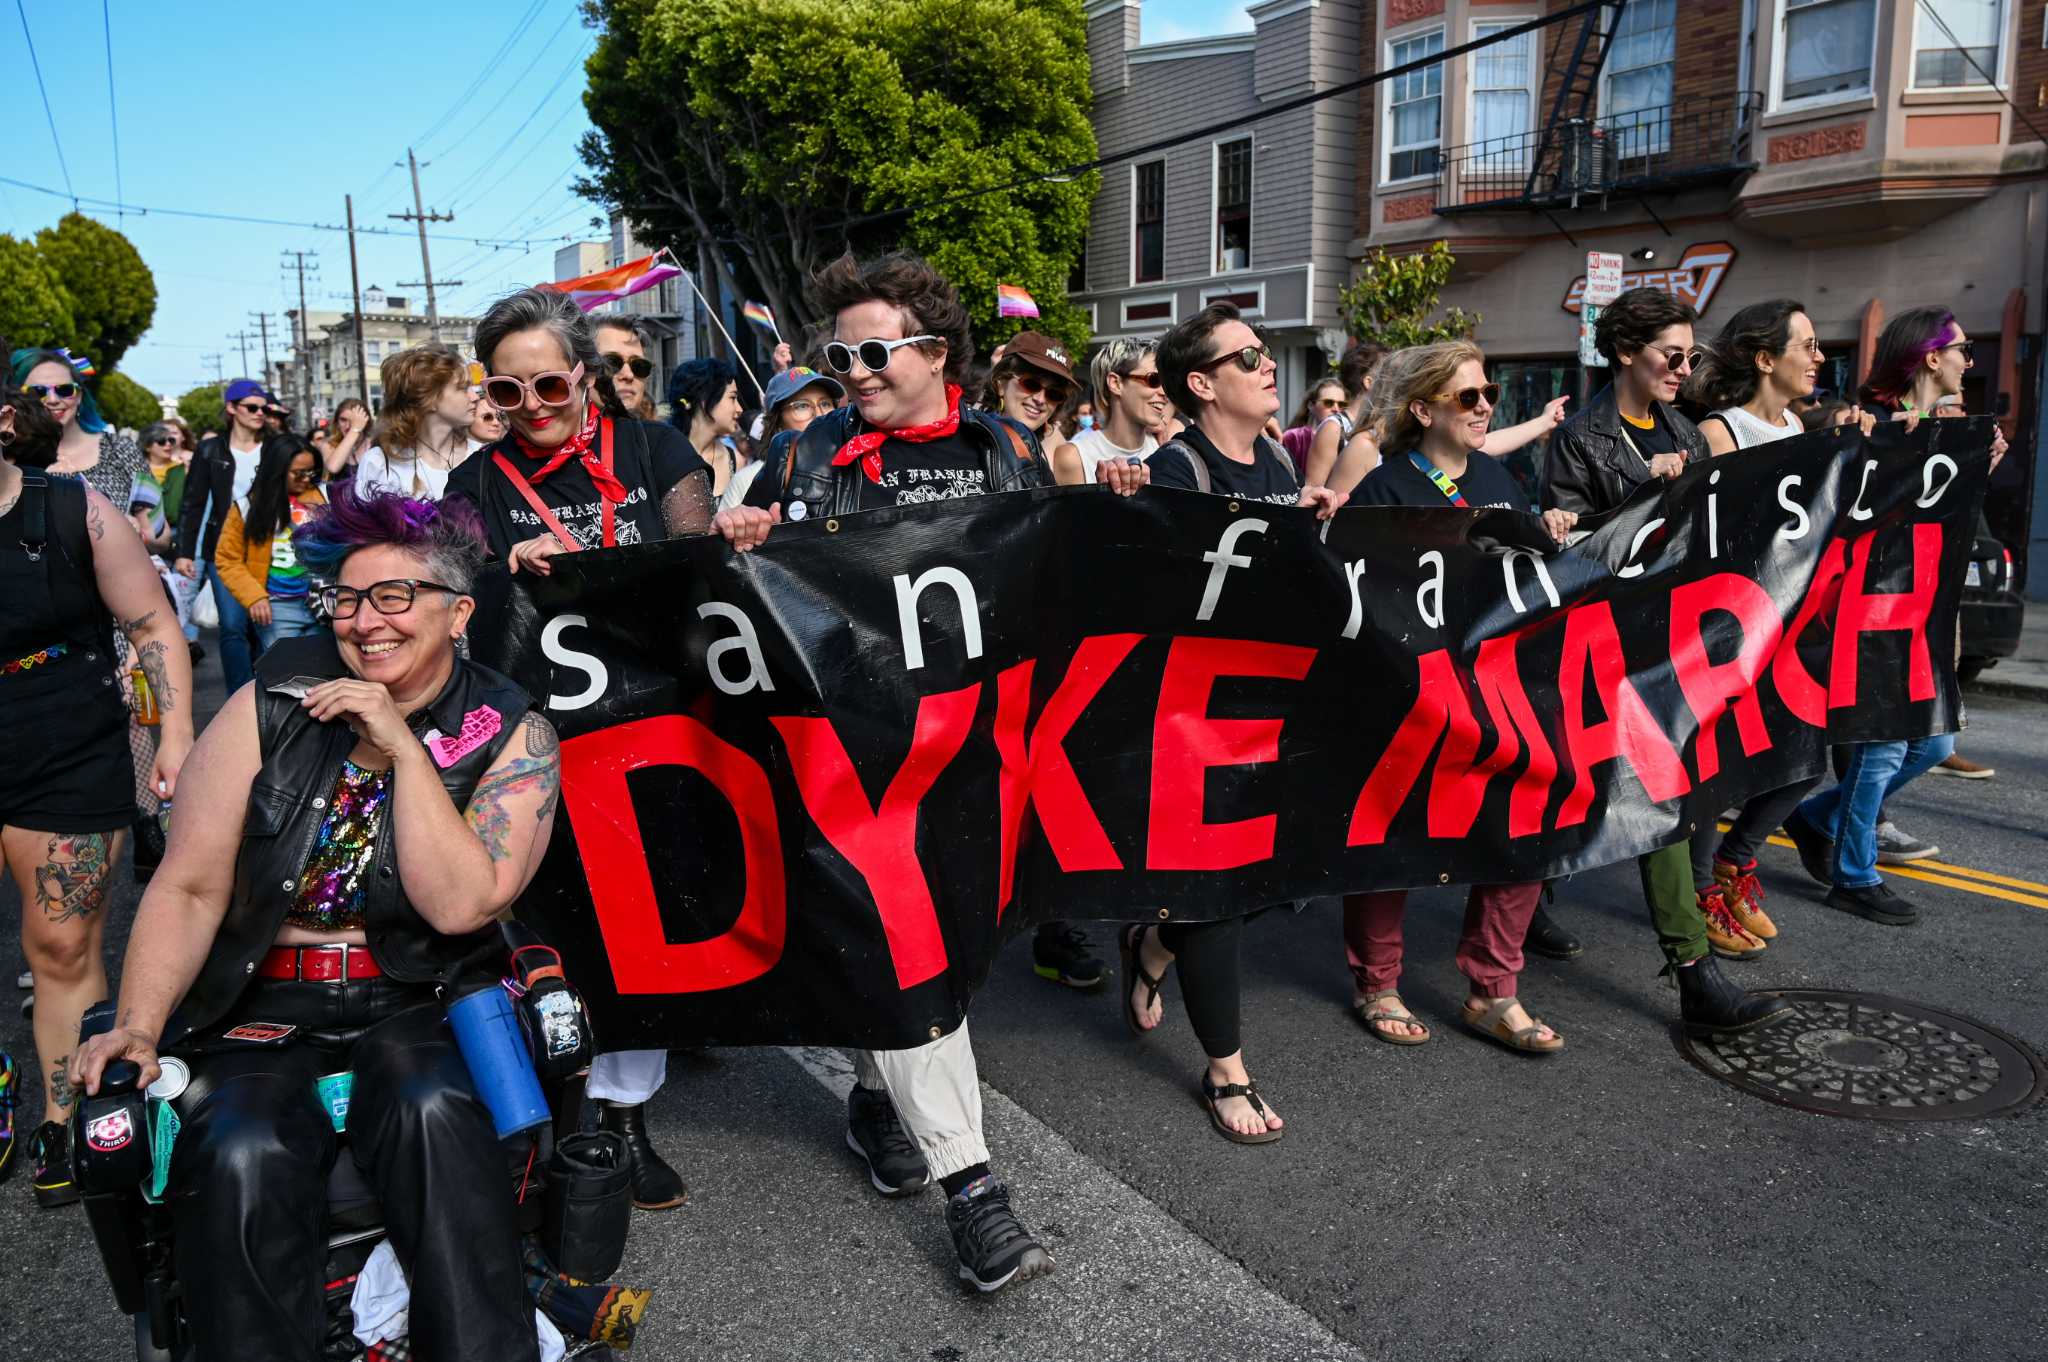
[1751,832,2048,911]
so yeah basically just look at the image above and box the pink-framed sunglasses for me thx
[481,362,585,411]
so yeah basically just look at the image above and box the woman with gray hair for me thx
[1053,337,1170,486]
[442,285,707,1212]
[444,286,713,577]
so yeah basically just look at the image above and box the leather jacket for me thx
[1540,383,1708,517]
[174,430,257,564]
[165,634,534,1043]
[771,403,1046,519]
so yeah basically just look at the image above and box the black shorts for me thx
[0,664,135,833]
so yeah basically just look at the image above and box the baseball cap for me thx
[763,365,844,414]
[224,379,275,405]
[999,332,1076,386]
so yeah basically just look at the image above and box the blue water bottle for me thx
[445,981,550,1138]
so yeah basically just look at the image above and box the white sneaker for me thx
[1875,821,1940,864]
[14,969,29,991]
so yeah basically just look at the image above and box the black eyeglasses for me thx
[1196,345,1273,375]
[822,335,938,375]
[27,383,79,400]
[603,352,653,378]
[1427,383,1502,410]
[320,578,461,619]
[1941,340,1976,365]
[1655,347,1706,372]
[235,401,268,414]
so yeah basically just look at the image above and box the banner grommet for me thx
[1227,500,1241,513]
[825,518,840,533]
[1157,908,1170,920]
[1438,873,1450,885]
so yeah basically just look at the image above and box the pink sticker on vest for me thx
[425,705,503,768]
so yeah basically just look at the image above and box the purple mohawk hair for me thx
[293,484,488,590]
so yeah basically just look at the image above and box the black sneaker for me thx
[1031,923,1106,989]
[845,1085,929,1197]
[30,1120,78,1208]
[1826,882,1918,926]
[946,1175,1053,1293]
[1523,907,1583,961]
[1780,811,1835,888]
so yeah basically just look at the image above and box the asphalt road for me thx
[3,665,2043,1361]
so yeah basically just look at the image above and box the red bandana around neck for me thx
[513,401,627,504]
[832,384,963,483]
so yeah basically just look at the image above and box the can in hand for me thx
[145,1056,189,1102]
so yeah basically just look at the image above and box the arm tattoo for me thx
[118,609,159,636]
[523,711,560,759]
[465,730,562,862]
[86,495,106,541]
[136,637,179,715]
[34,832,115,925]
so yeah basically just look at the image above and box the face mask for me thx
[1078,414,1095,431]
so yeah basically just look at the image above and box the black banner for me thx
[471,420,1990,1049]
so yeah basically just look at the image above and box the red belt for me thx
[258,944,383,982]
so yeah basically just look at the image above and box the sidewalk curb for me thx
[1969,677,2048,703]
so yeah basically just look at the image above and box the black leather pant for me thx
[169,977,537,1362]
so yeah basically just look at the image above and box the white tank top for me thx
[1711,405,1802,449]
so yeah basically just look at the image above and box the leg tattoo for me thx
[34,832,115,925]
[50,1057,77,1112]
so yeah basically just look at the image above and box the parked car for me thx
[1960,515,2023,684]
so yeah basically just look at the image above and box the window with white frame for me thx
[1386,29,1446,182]
[1778,0,1878,104]
[1911,0,2006,88]
[1603,0,1676,157]
[1133,160,1164,284]
[1470,20,1536,172]
[1214,138,1252,272]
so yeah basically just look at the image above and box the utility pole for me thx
[282,249,319,418]
[249,312,273,391]
[229,330,253,381]
[389,149,453,340]
[202,353,224,392]
[345,194,370,410]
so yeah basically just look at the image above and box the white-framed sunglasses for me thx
[822,335,938,375]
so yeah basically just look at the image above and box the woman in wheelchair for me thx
[70,488,561,1362]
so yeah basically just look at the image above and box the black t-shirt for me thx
[1613,408,1680,463]
[1356,447,1530,510]
[445,418,708,555]
[1147,425,1300,504]
[742,430,990,513]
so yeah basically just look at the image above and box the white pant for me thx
[850,1019,988,1181]
[586,1048,667,1105]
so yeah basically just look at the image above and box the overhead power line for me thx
[1913,0,2048,149]
[102,0,122,221]
[15,0,75,203]
[417,0,550,150]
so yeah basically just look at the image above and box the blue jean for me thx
[206,565,256,694]
[256,593,320,651]
[1797,733,1957,888]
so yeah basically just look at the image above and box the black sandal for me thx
[1119,924,1164,1037]
[1199,1073,1283,1145]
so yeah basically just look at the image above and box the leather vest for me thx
[166,634,533,1042]
[773,405,1047,519]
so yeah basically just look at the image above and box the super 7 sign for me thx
[1564,242,1737,316]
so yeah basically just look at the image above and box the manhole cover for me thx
[1677,990,2046,1121]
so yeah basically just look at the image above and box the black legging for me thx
[1691,775,1824,890]
[1154,916,1244,1059]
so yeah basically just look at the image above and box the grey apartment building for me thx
[1072,0,1360,404]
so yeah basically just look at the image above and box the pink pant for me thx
[1342,882,1544,999]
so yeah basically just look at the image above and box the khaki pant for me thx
[850,1019,988,1181]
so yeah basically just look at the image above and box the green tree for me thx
[1337,241,1479,351]
[579,0,1100,359]
[96,370,162,431]
[177,384,225,437]
[35,213,158,371]
[0,232,78,352]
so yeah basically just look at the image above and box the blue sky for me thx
[2,1,1251,399]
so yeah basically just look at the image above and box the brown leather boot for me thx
[1699,885,1765,959]
[1713,858,1778,940]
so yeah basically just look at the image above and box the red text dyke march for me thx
[468,419,1989,1051]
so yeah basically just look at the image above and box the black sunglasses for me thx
[603,352,654,378]
[1010,371,1071,402]
[1941,340,1976,365]
[1428,383,1502,410]
[320,578,462,620]
[1196,345,1272,375]
[27,383,79,400]
[235,401,268,414]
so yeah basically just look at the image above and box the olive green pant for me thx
[1639,841,1709,965]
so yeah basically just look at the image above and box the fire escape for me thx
[1434,0,1760,230]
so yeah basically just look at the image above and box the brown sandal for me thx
[1199,1073,1283,1145]
[1353,989,1431,1046]
[1460,996,1563,1055]
[1119,924,1164,1037]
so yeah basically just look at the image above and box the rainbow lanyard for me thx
[1408,451,1468,507]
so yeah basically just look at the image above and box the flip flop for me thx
[1199,1073,1283,1145]
[1460,995,1563,1056]
[1118,924,1164,1038]
[1353,989,1431,1046]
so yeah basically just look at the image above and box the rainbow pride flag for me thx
[741,300,779,337]
[540,250,682,312]
[996,283,1040,319]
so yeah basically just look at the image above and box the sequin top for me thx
[283,759,393,933]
